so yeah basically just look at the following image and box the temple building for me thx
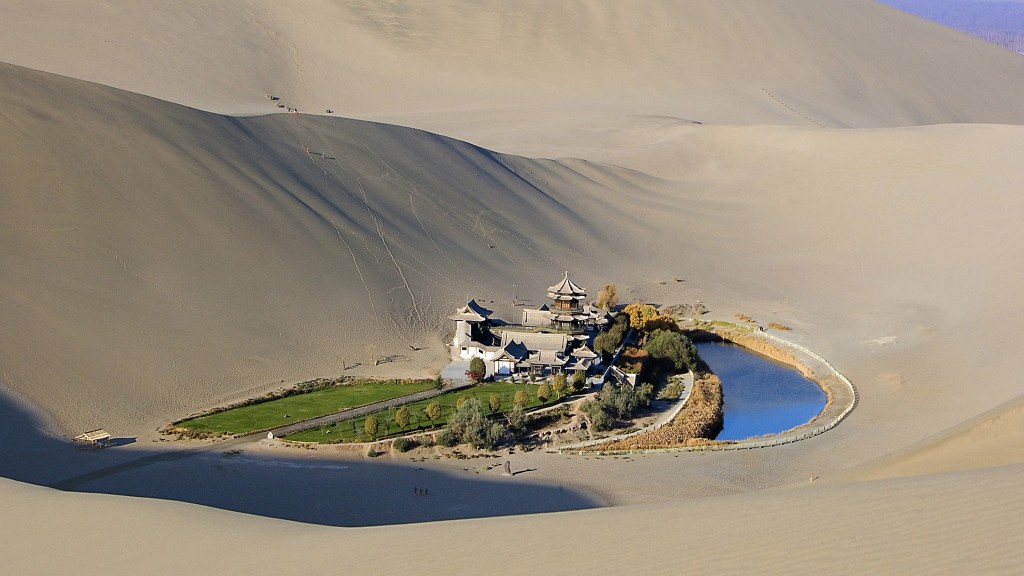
[450,272,609,378]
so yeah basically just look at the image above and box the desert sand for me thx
[2,1,1024,573]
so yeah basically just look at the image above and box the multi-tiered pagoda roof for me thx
[546,271,589,332]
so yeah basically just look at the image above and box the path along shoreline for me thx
[556,322,857,455]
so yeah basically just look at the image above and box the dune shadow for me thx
[105,437,137,448]
[0,392,600,526]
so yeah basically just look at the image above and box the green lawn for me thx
[176,379,436,435]
[285,381,561,443]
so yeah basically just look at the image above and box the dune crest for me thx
[2,0,1024,157]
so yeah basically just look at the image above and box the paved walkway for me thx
[557,329,858,454]
[440,360,471,382]
[554,371,694,452]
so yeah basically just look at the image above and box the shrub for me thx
[580,399,611,431]
[554,404,571,423]
[658,380,684,400]
[537,382,552,402]
[435,428,457,447]
[587,382,655,425]
[434,374,445,390]
[448,397,505,449]
[599,383,637,419]
[392,437,414,452]
[661,303,693,318]
[637,383,654,407]
[488,393,501,414]
[466,357,486,383]
[505,404,528,439]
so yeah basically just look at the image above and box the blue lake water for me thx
[696,341,826,441]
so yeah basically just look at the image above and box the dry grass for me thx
[768,322,792,331]
[735,313,755,323]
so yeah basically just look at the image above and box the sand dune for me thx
[4,463,1023,575]
[2,0,1024,157]
[3,0,1024,573]
[0,61,646,434]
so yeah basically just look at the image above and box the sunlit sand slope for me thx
[2,0,1023,156]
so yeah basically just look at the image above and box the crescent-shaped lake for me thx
[696,341,827,441]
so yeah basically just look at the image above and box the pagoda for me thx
[546,271,589,333]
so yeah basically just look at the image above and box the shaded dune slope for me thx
[4,461,1024,575]
[0,62,651,434]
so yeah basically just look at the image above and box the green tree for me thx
[537,382,552,402]
[571,370,586,392]
[594,313,630,356]
[434,374,445,390]
[424,401,441,425]
[643,329,699,372]
[551,373,566,398]
[364,414,379,439]
[466,357,486,383]
[488,393,502,414]
[594,331,618,357]
[395,406,410,430]
[513,389,529,407]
